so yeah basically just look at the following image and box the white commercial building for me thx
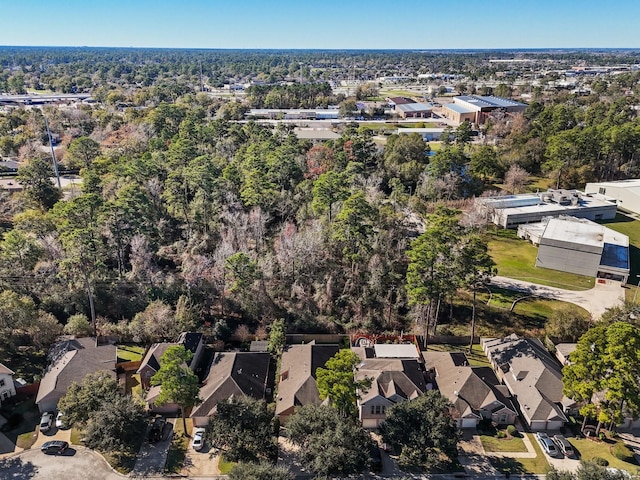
[585,179,640,215]
[480,190,617,229]
[519,216,629,283]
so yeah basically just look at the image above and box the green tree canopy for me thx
[57,371,120,427]
[285,404,374,476]
[150,345,201,431]
[205,396,277,463]
[316,349,370,417]
[379,390,460,471]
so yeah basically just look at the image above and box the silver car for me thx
[535,432,559,457]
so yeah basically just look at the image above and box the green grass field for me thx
[217,456,236,474]
[489,433,550,475]
[487,231,595,290]
[116,345,145,362]
[569,437,639,474]
[480,434,527,453]
[426,344,490,367]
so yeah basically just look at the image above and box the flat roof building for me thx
[523,216,630,283]
[479,190,617,229]
[585,179,640,216]
[395,127,448,142]
[442,95,527,124]
[247,109,340,120]
[395,102,433,118]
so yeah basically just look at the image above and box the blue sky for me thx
[1,0,638,49]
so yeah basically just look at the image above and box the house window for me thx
[599,187,606,195]
[500,414,508,424]
[1,391,9,400]
[0,379,4,387]
[371,405,386,415]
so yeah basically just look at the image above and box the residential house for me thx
[355,357,427,428]
[36,337,117,413]
[482,334,576,431]
[424,351,517,429]
[554,343,577,366]
[275,342,340,422]
[190,352,270,427]
[0,363,16,404]
[137,332,204,389]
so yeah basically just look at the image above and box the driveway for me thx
[131,417,174,476]
[0,446,124,480]
[182,443,221,477]
[490,276,625,318]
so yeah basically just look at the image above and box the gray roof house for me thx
[0,362,16,405]
[275,342,340,422]
[482,334,576,431]
[355,357,426,428]
[137,332,204,389]
[36,337,117,413]
[190,352,270,427]
[424,351,517,429]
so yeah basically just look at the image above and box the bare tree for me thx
[504,164,529,194]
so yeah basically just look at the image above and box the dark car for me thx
[553,434,575,458]
[370,446,383,472]
[41,440,69,455]
[148,416,166,443]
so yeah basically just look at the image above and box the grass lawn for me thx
[165,418,192,474]
[487,230,595,290]
[70,427,84,445]
[480,434,527,453]
[16,430,37,449]
[477,287,589,320]
[426,344,490,367]
[569,437,639,474]
[489,433,550,475]
[116,345,145,363]
[217,455,236,474]
[380,89,424,98]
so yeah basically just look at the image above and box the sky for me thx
[0,0,639,50]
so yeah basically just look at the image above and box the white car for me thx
[40,412,54,432]
[191,428,206,451]
[535,432,559,457]
[55,411,66,429]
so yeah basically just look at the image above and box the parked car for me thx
[148,416,166,443]
[191,428,206,451]
[41,440,69,455]
[39,412,54,432]
[553,434,575,458]
[535,432,559,457]
[55,411,66,429]
[369,446,383,472]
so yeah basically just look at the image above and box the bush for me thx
[496,430,507,438]
[612,442,635,463]
[506,425,518,437]
[592,456,609,466]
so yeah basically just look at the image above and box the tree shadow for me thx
[0,455,39,478]
[490,456,527,476]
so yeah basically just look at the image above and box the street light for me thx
[633,275,640,303]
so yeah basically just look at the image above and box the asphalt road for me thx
[0,446,124,480]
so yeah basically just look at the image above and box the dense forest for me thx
[2,48,640,370]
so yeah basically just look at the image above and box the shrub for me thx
[612,442,635,463]
[496,430,507,439]
[506,425,518,437]
[592,456,609,466]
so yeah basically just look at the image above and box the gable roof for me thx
[36,337,116,406]
[276,343,340,416]
[482,334,573,424]
[137,342,173,374]
[0,363,14,375]
[424,351,514,419]
[356,358,426,405]
[190,352,270,418]
[137,332,203,375]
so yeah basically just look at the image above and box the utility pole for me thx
[43,114,61,189]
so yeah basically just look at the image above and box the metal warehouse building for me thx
[585,179,640,216]
[520,216,629,283]
[480,190,617,228]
